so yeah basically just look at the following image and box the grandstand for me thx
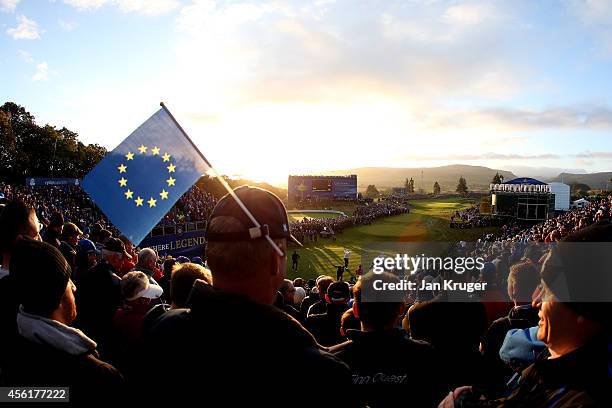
[288,175,358,204]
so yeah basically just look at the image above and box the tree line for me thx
[0,102,107,183]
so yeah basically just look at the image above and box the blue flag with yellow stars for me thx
[82,107,211,245]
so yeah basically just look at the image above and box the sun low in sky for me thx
[2,0,612,186]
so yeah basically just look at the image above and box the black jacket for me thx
[458,338,612,407]
[0,275,18,373]
[142,281,355,406]
[1,334,124,404]
[479,305,540,397]
[331,329,447,408]
[140,281,351,407]
[300,293,320,320]
[74,260,121,352]
[306,303,349,347]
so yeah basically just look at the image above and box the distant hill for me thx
[325,165,516,192]
[547,172,612,190]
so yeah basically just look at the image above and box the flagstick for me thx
[159,102,285,258]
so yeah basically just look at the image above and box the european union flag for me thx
[82,106,211,245]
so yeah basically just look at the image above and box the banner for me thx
[25,178,80,186]
[140,229,206,259]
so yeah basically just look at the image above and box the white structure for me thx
[548,182,570,211]
[572,198,589,209]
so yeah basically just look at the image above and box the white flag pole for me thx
[160,102,285,258]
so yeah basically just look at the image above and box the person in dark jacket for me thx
[407,292,488,390]
[0,200,41,372]
[59,222,82,276]
[142,261,212,335]
[2,238,124,403]
[480,261,541,397]
[42,211,64,249]
[306,275,335,318]
[332,272,446,408]
[75,237,128,356]
[299,277,325,320]
[277,278,302,321]
[143,186,354,406]
[306,280,350,346]
[442,222,612,408]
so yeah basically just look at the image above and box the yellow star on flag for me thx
[118,177,128,187]
[138,145,148,154]
[151,146,160,155]
[135,196,144,207]
[117,164,127,173]
[124,189,133,199]
[166,177,176,187]
[167,163,176,173]
[126,152,134,161]
[159,189,169,200]
[148,197,157,208]
[162,153,171,162]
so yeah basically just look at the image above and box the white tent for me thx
[548,182,570,211]
[572,198,589,209]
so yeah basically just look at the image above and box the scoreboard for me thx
[288,175,357,203]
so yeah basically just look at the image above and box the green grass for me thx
[287,197,500,281]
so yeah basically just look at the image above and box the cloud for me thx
[399,152,561,161]
[477,105,612,129]
[18,49,34,63]
[172,0,530,113]
[6,14,40,39]
[419,104,612,131]
[62,0,110,10]
[58,18,77,31]
[574,151,612,158]
[443,3,498,25]
[32,62,49,81]
[0,0,20,12]
[62,0,180,15]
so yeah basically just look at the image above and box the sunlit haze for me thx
[2,0,612,186]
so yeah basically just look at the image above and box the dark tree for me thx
[0,102,107,182]
[433,181,441,195]
[456,177,468,195]
[365,184,380,198]
[407,177,415,193]
[492,172,502,184]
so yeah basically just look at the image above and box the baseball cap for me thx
[327,281,350,303]
[176,256,190,264]
[103,237,132,260]
[121,271,163,301]
[205,185,301,247]
[10,238,72,316]
[191,256,203,265]
[78,238,101,255]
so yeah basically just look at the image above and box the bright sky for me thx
[2,0,612,186]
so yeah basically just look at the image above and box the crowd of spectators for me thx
[0,183,217,234]
[290,199,410,244]
[479,194,612,243]
[0,181,610,406]
[450,204,503,228]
